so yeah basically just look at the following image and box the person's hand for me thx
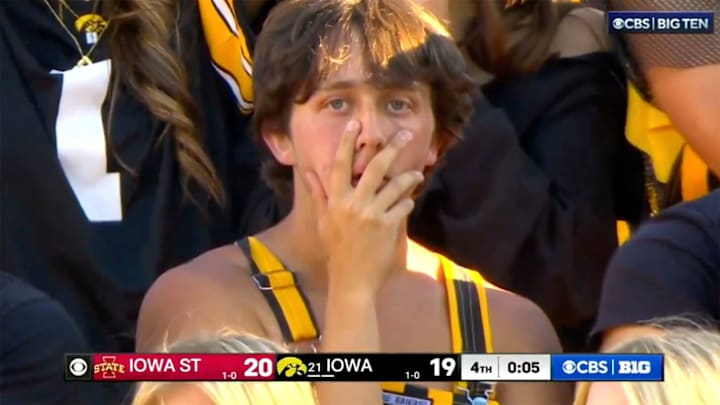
[305,120,424,297]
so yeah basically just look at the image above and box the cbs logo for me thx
[561,360,608,374]
[65,354,92,381]
[610,17,651,30]
[68,358,88,376]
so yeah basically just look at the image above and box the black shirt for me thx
[409,51,644,350]
[0,0,269,356]
[0,272,93,405]
[592,190,720,338]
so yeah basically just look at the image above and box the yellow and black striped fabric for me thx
[236,236,500,405]
[616,83,717,245]
[198,0,254,113]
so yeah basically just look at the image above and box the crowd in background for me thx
[0,0,718,404]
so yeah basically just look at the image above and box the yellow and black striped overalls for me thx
[237,237,500,405]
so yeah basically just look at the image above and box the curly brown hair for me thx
[251,0,477,198]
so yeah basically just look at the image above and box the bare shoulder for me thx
[421,247,561,352]
[136,244,265,352]
[551,7,610,58]
[483,282,572,404]
[484,282,561,353]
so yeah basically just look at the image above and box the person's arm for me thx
[0,275,91,404]
[488,289,573,405]
[608,0,720,176]
[645,65,720,177]
[410,61,629,335]
[135,258,266,353]
[303,122,423,405]
[592,194,720,350]
[317,289,383,405]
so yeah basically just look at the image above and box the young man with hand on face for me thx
[136,1,570,404]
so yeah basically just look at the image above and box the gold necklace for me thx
[43,0,109,67]
[59,0,108,45]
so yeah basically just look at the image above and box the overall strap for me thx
[441,256,496,403]
[236,237,319,343]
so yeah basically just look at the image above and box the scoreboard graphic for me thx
[64,353,664,382]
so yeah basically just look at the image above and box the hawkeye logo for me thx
[93,356,126,379]
[277,356,308,378]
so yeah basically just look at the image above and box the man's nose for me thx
[354,109,388,151]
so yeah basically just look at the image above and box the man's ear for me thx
[262,123,295,166]
[426,132,447,167]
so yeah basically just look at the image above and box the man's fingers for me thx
[305,170,328,211]
[329,120,360,198]
[385,197,415,222]
[354,130,413,197]
[373,170,424,211]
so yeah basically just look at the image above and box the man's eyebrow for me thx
[317,79,422,92]
[317,80,363,91]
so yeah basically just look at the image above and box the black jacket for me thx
[409,52,645,349]
[0,1,265,355]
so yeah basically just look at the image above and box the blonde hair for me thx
[575,326,720,405]
[132,332,317,405]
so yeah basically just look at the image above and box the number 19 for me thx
[430,357,456,377]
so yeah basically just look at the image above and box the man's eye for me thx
[327,99,347,111]
[388,99,410,112]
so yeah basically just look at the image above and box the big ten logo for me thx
[276,356,308,378]
[618,360,652,375]
[656,18,682,30]
[93,356,126,379]
[562,360,609,374]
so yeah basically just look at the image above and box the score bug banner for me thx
[64,353,663,382]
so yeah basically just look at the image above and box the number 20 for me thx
[244,357,273,377]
